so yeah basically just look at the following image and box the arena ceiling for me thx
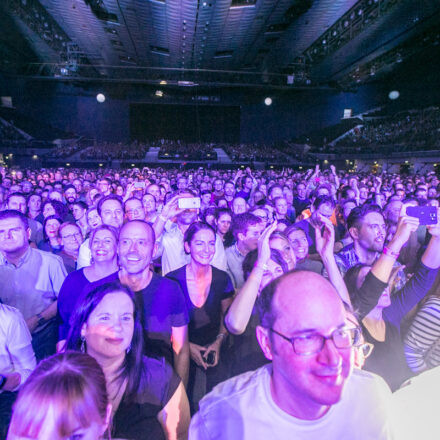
[1,0,440,89]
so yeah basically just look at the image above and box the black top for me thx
[113,356,181,440]
[362,321,412,391]
[358,262,438,390]
[167,265,234,346]
[104,271,190,364]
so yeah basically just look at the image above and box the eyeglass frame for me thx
[269,326,362,356]
[61,232,83,241]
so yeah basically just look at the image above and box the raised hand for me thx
[256,221,278,267]
[314,214,335,258]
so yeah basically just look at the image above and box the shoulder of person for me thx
[33,247,65,266]
[347,368,392,400]
[197,365,270,415]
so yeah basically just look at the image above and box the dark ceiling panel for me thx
[1,0,439,88]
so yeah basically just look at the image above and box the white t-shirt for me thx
[391,366,440,440]
[0,305,36,389]
[190,364,393,440]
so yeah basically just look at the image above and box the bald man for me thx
[190,271,393,439]
[99,220,190,385]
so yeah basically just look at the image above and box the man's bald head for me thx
[119,219,155,243]
[257,271,344,330]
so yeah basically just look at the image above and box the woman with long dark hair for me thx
[66,282,190,440]
[167,221,234,411]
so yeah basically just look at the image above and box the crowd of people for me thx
[333,108,440,153]
[157,139,218,161]
[1,162,440,439]
[79,141,149,161]
[220,142,291,162]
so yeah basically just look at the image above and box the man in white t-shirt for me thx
[190,271,393,440]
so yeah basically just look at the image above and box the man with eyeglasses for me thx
[190,271,392,439]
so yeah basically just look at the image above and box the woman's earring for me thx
[80,336,86,353]
[126,344,132,354]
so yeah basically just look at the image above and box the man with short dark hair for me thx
[332,204,406,290]
[225,212,262,289]
[6,193,43,245]
[117,220,190,384]
[64,184,78,204]
[0,210,67,361]
[189,271,392,439]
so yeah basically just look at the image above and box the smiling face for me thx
[90,229,117,263]
[118,221,155,275]
[288,229,309,262]
[270,236,296,271]
[257,272,353,418]
[185,228,216,266]
[45,218,61,239]
[81,292,134,363]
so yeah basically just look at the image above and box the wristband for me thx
[383,246,399,259]
[216,333,227,340]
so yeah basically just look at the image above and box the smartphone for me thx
[202,351,216,366]
[178,197,201,209]
[406,206,437,225]
[134,182,146,189]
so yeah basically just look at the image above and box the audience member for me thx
[66,282,190,439]
[0,210,67,360]
[190,271,392,439]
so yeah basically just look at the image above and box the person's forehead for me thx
[274,274,345,332]
[9,196,26,204]
[363,211,385,224]
[120,222,151,240]
[61,225,79,235]
[289,229,306,240]
[102,200,122,210]
[126,199,142,208]
[270,236,287,248]
[0,217,24,228]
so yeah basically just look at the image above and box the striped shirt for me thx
[404,296,440,372]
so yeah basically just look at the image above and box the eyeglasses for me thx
[270,326,362,356]
[358,342,374,359]
[61,232,82,240]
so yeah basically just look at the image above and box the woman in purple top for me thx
[345,211,440,390]
[57,225,119,345]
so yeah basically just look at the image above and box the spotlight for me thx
[96,93,106,103]
[388,90,400,100]
[264,97,272,106]
[155,90,164,97]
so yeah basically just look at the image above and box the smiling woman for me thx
[66,282,190,440]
